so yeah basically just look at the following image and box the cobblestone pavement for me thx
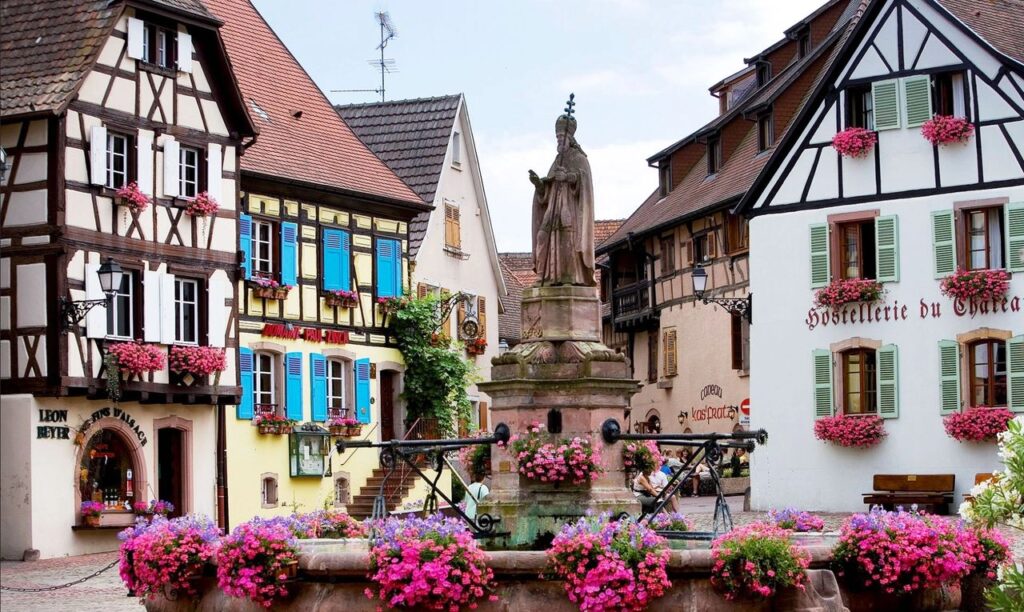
[0,552,138,612]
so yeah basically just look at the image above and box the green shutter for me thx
[931,210,957,278]
[1008,336,1024,412]
[872,79,901,130]
[1006,202,1024,273]
[938,340,961,414]
[875,215,900,283]
[877,344,899,419]
[902,75,933,127]
[809,223,830,288]
[813,349,834,419]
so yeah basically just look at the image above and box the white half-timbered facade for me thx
[740,0,1024,511]
[0,0,254,559]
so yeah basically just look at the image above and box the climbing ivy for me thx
[384,294,476,437]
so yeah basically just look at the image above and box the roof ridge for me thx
[335,93,463,109]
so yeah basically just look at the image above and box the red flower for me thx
[832,127,877,158]
[921,115,974,146]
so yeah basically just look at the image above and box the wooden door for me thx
[157,428,184,517]
[380,371,396,441]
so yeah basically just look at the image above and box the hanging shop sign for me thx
[804,296,1022,331]
[261,323,349,344]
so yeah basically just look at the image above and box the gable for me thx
[747,0,1024,215]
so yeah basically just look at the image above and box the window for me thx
[659,162,671,197]
[731,313,750,371]
[334,474,351,507]
[660,236,676,275]
[261,473,278,508]
[846,85,874,130]
[107,271,135,339]
[757,113,774,152]
[837,220,877,280]
[254,352,276,413]
[174,278,199,344]
[965,207,1005,271]
[797,29,810,58]
[707,137,722,175]
[452,131,461,166]
[841,348,877,415]
[142,23,175,68]
[755,61,771,87]
[692,233,711,264]
[252,220,274,277]
[444,202,461,250]
[106,132,130,189]
[327,359,348,417]
[726,215,749,255]
[179,146,200,198]
[79,429,138,511]
[969,340,1008,407]
[647,330,658,383]
[932,71,966,117]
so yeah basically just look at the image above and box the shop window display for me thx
[80,429,138,511]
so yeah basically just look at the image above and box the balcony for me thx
[611,280,659,332]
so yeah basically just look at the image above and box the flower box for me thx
[921,115,974,146]
[943,407,1014,442]
[329,424,362,438]
[813,413,886,448]
[466,338,487,355]
[254,414,293,435]
[939,268,1010,303]
[504,422,603,485]
[814,278,884,308]
[832,127,877,158]
[324,290,358,308]
[252,284,290,300]
[169,345,226,381]
[106,342,166,378]
[114,181,150,212]
[185,191,219,217]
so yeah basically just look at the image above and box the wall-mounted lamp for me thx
[692,264,753,323]
[59,258,123,333]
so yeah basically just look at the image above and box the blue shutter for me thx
[322,229,351,292]
[285,351,303,421]
[340,231,351,291]
[281,222,298,287]
[238,348,254,419]
[355,357,371,423]
[376,239,399,298]
[239,214,252,280]
[310,353,328,422]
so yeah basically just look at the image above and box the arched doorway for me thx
[76,423,147,518]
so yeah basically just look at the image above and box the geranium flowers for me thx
[216,519,300,607]
[106,342,166,377]
[832,127,877,158]
[813,278,884,308]
[921,115,975,146]
[505,422,603,485]
[939,268,1011,303]
[813,413,887,448]
[169,345,226,377]
[943,407,1014,442]
[711,522,810,600]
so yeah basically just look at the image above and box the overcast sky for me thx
[251,0,824,251]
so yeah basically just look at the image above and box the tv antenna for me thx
[330,11,397,102]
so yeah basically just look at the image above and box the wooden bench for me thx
[863,474,955,515]
[962,472,996,503]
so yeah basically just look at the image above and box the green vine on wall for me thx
[103,352,121,402]
[383,294,476,438]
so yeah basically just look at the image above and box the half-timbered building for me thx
[739,0,1024,510]
[0,0,255,559]
[206,0,434,523]
[596,0,860,437]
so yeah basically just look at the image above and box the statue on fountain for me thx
[529,94,596,287]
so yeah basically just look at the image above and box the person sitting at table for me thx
[633,464,680,513]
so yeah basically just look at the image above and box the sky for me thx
[251,0,824,251]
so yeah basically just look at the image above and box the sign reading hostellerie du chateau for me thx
[805,295,1022,331]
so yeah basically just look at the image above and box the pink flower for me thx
[114,182,150,212]
[940,268,1010,303]
[185,191,219,217]
[814,414,886,448]
[169,345,226,377]
[813,278,884,308]
[943,408,1014,442]
[710,523,810,600]
[106,342,166,377]
[832,127,877,158]
[921,115,974,146]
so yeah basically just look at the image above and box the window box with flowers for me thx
[831,127,877,158]
[939,268,1010,303]
[324,289,358,309]
[105,342,166,385]
[813,413,887,448]
[169,345,226,387]
[814,278,884,309]
[943,407,1014,442]
[183,191,219,217]
[466,337,487,356]
[253,413,293,435]
[921,115,975,147]
[327,417,362,438]
[249,276,291,300]
[114,182,150,213]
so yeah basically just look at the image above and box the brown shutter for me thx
[479,401,489,431]
[457,296,466,339]
[445,203,461,249]
[664,329,678,377]
[709,232,718,258]
[686,240,694,264]
[417,283,428,298]
[478,296,487,342]
[647,331,659,382]
[441,288,451,334]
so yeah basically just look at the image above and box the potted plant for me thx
[944,407,1014,442]
[294,510,367,539]
[647,511,694,532]
[457,436,491,479]
[106,342,166,381]
[503,422,603,485]
[169,345,226,386]
[81,500,104,527]
[622,440,663,475]
[813,413,887,448]
[326,416,362,438]
[711,522,811,601]
[216,519,300,607]
[135,499,175,521]
[324,289,359,308]
[940,268,1011,303]
[813,278,884,308]
[250,276,291,300]
[767,508,825,532]
[921,115,975,147]
[466,337,487,356]
[114,181,150,213]
[184,191,219,217]
[118,515,220,601]
[832,127,878,158]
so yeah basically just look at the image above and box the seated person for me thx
[633,466,680,513]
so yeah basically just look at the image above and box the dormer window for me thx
[797,29,810,58]
[933,71,966,117]
[707,137,722,175]
[128,17,192,73]
[659,162,671,197]
[756,62,771,87]
[757,112,774,152]
[142,23,176,69]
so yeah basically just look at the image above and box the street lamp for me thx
[60,257,123,333]
[691,264,753,323]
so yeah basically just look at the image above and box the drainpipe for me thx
[216,402,229,530]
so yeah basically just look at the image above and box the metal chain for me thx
[0,558,119,592]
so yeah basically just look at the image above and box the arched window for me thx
[261,473,278,508]
[841,348,877,414]
[80,429,138,508]
[968,340,1008,407]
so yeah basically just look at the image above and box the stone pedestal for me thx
[480,285,640,547]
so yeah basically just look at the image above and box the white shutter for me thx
[89,125,107,186]
[84,263,107,338]
[136,130,154,196]
[206,144,222,201]
[127,17,145,60]
[177,32,193,73]
[162,137,180,198]
[160,272,176,344]
[207,278,225,348]
[143,270,162,342]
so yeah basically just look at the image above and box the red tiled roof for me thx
[936,0,1024,64]
[498,259,526,345]
[595,219,625,246]
[204,0,425,207]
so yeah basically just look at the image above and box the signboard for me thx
[739,398,750,427]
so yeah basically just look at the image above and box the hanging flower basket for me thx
[943,407,1014,442]
[502,422,603,485]
[324,289,359,308]
[106,342,166,378]
[939,268,1010,303]
[184,191,219,217]
[466,337,487,356]
[814,278,884,308]
[832,127,878,158]
[921,115,975,147]
[814,413,886,448]
[114,182,150,213]
[327,417,362,438]
[250,277,291,300]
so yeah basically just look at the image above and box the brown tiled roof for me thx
[336,95,462,255]
[204,0,425,207]
[498,260,525,345]
[149,0,220,22]
[595,219,625,246]
[936,0,1024,64]
[498,252,539,288]
[1,0,120,117]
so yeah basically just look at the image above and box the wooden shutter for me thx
[322,229,345,291]
[238,348,254,419]
[176,31,193,73]
[686,239,694,264]
[162,137,180,197]
[354,358,371,423]
[478,296,487,342]
[478,401,489,432]
[663,329,678,377]
[206,144,221,201]
[159,272,176,344]
[417,283,428,298]
[143,270,162,342]
[280,222,298,287]
[89,125,107,185]
[902,75,932,128]
[812,349,833,418]
[647,331,658,382]
[207,278,225,348]
[127,17,145,60]
[136,130,154,196]
[875,215,900,283]
[872,79,901,130]
[457,299,467,339]
[239,214,253,280]
[375,239,399,298]
[445,203,461,249]
[285,352,303,421]
[441,287,451,333]
[1006,202,1024,273]
[938,340,961,414]
[809,223,830,288]
[877,344,899,419]
[931,210,957,278]
[310,354,328,421]
[1008,336,1024,412]
[84,262,107,338]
